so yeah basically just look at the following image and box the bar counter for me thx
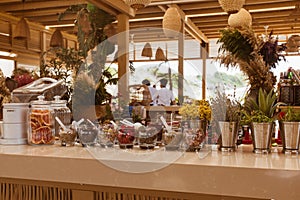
[0,143,299,200]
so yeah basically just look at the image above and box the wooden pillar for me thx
[201,42,208,99]
[117,14,130,103]
[178,22,185,105]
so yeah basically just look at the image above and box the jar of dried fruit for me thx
[28,95,54,145]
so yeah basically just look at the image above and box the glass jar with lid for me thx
[51,96,72,137]
[28,95,55,145]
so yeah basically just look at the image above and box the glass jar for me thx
[51,96,71,137]
[28,95,55,145]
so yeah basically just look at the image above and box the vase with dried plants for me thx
[217,26,285,103]
[210,88,241,151]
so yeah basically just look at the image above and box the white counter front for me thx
[0,143,299,200]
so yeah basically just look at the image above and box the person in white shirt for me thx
[142,79,157,105]
[153,78,175,106]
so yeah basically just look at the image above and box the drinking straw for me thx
[55,116,67,131]
[110,120,118,128]
[123,119,134,126]
[160,116,171,133]
[87,119,96,127]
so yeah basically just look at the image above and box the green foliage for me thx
[40,47,84,106]
[218,28,254,63]
[279,107,300,122]
[242,88,283,124]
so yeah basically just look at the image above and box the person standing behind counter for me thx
[153,78,175,106]
[142,79,157,105]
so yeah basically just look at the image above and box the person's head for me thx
[142,79,150,86]
[159,78,168,87]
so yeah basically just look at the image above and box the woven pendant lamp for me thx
[13,17,30,40]
[50,29,64,48]
[228,8,252,28]
[123,0,151,10]
[141,42,153,58]
[163,7,182,38]
[218,0,245,14]
[155,47,166,61]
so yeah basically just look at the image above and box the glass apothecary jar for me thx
[28,95,55,145]
[51,96,71,137]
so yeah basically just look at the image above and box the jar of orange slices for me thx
[28,95,55,145]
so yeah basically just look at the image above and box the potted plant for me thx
[278,107,300,154]
[179,99,212,151]
[242,88,283,153]
[210,89,241,152]
[217,26,285,104]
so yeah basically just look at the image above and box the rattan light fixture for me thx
[228,8,252,28]
[155,47,166,61]
[123,0,151,10]
[162,7,182,38]
[50,29,64,48]
[141,42,153,58]
[218,0,245,14]
[13,17,30,40]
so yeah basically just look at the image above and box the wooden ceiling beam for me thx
[87,0,135,17]
[12,8,68,17]
[0,0,86,11]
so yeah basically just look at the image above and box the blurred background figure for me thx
[153,78,175,106]
[142,79,157,106]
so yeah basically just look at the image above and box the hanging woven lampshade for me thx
[218,0,245,14]
[13,17,30,40]
[155,47,166,61]
[163,7,182,38]
[141,42,153,58]
[50,29,64,48]
[123,0,151,10]
[228,8,252,28]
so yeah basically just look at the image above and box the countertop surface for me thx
[0,143,299,200]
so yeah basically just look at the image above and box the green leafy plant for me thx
[242,88,283,124]
[278,107,300,122]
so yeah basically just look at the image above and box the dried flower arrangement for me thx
[217,26,285,97]
[179,99,211,121]
[210,89,241,123]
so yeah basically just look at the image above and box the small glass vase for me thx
[182,119,207,152]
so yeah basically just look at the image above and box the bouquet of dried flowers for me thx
[179,100,211,121]
[210,89,241,122]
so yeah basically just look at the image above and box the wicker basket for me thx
[162,7,182,38]
[141,42,153,58]
[218,0,245,14]
[228,8,252,28]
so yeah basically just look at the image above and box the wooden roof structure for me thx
[1,0,300,43]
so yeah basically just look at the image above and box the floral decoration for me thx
[179,100,211,121]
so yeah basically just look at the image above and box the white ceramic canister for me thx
[3,103,30,124]
[3,123,27,139]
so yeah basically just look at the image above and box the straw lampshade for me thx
[162,7,182,38]
[228,8,252,28]
[123,0,151,10]
[155,47,166,61]
[13,17,30,40]
[141,42,153,58]
[50,29,64,48]
[218,0,245,14]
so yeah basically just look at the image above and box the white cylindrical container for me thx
[3,123,27,139]
[3,103,30,123]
